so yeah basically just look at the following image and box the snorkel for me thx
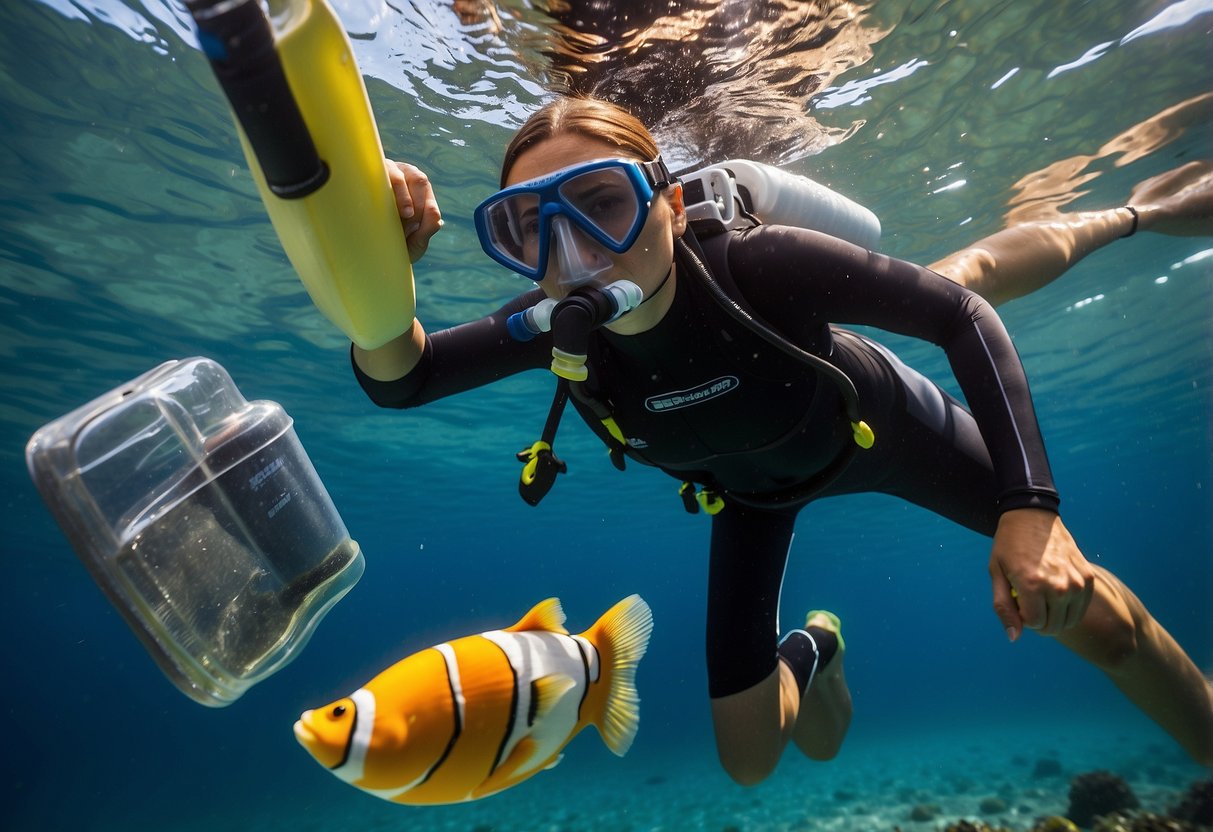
[509,280,643,505]
[507,280,643,375]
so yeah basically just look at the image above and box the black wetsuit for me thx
[354,225,1061,698]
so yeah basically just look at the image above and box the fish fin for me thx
[505,597,568,634]
[470,737,542,799]
[544,753,563,771]
[530,673,577,725]
[582,595,653,757]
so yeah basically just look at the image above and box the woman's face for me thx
[505,134,686,302]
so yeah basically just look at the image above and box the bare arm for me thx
[352,161,444,380]
[930,161,1213,306]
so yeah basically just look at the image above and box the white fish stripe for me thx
[411,643,466,790]
[334,688,376,783]
[479,631,544,773]
[569,635,592,718]
[365,644,467,802]
[571,635,600,682]
[485,636,520,776]
[480,630,599,771]
[434,643,467,728]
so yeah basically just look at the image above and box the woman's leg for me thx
[705,502,852,784]
[1058,565,1213,766]
[927,161,1213,307]
[791,611,851,760]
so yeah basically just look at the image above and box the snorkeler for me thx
[352,96,1213,777]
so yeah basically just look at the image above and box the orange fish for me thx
[293,595,653,804]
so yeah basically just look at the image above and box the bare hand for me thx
[989,508,1095,641]
[1130,161,1213,237]
[385,159,444,262]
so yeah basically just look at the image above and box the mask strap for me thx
[639,156,674,190]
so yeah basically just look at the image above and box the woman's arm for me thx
[731,225,1097,637]
[350,160,552,407]
[930,161,1213,306]
[730,224,1059,511]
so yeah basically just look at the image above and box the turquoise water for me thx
[2,0,1211,829]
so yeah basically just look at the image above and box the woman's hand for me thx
[1130,161,1213,237]
[386,159,444,262]
[988,508,1095,642]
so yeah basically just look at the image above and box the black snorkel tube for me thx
[513,281,642,506]
[185,0,329,199]
[674,234,874,509]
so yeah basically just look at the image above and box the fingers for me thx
[385,159,444,263]
[990,510,1098,643]
[996,562,1095,639]
[989,566,1023,642]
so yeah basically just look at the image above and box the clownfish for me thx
[293,595,653,804]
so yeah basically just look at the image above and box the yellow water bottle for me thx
[187,0,414,350]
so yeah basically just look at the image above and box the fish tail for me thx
[583,594,653,757]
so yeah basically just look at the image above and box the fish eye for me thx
[332,705,347,718]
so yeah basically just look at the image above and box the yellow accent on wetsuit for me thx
[601,417,626,446]
[235,0,414,350]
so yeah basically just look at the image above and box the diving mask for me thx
[474,156,673,285]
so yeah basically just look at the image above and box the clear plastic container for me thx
[26,357,364,706]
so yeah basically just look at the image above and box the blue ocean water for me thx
[2,0,1211,829]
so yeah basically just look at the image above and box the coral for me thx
[1067,771,1141,828]
[1168,779,1213,826]
[1031,817,1081,832]
[910,804,940,822]
[1091,810,1199,832]
[941,821,1012,832]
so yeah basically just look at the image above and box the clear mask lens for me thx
[557,166,644,246]
[482,192,539,272]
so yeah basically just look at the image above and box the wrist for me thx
[996,506,1060,535]
[353,318,425,380]
[1120,206,1139,238]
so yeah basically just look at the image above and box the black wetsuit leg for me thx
[704,334,1002,701]
[706,501,799,698]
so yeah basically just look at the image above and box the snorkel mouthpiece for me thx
[506,280,642,347]
[548,281,642,380]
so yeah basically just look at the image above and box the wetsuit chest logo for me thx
[645,376,740,412]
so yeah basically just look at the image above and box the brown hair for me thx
[500,96,660,187]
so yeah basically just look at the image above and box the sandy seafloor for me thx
[153,718,1208,832]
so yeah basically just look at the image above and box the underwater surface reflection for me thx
[1,0,1211,829]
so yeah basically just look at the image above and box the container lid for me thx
[26,357,292,551]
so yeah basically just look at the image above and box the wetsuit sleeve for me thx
[351,288,552,408]
[726,225,1060,513]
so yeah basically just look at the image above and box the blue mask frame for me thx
[474,156,672,280]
